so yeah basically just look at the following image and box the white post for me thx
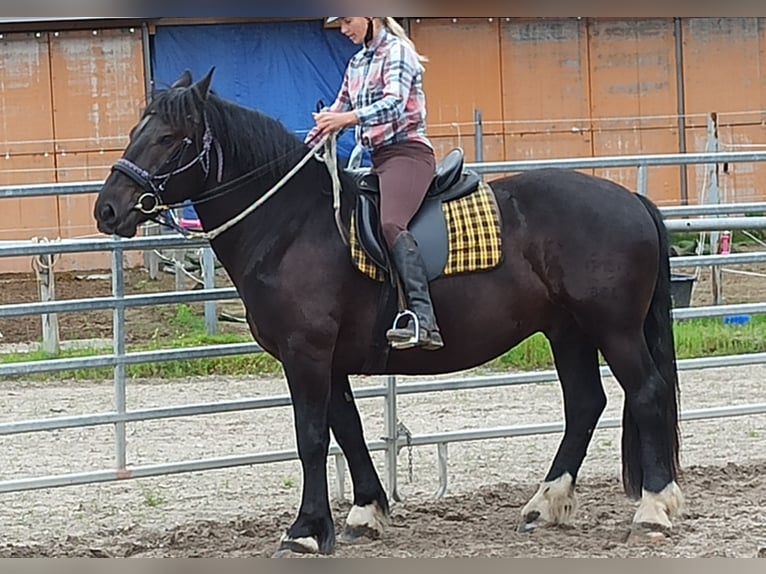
[202,247,217,335]
[384,375,400,502]
[706,112,723,305]
[35,252,59,354]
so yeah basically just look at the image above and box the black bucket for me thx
[670,273,696,308]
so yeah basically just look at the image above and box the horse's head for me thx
[94,68,216,237]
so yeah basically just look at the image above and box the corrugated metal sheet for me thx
[410,18,504,147]
[50,28,144,154]
[0,27,145,273]
[4,17,766,272]
[0,32,54,156]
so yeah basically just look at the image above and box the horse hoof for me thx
[340,524,379,544]
[340,501,388,544]
[273,535,321,557]
[518,510,543,533]
[626,522,671,544]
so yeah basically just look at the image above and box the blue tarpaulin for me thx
[151,20,365,221]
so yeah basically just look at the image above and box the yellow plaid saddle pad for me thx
[349,181,504,282]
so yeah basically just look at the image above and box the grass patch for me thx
[3,306,766,381]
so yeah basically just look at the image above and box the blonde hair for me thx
[380,17,428,64]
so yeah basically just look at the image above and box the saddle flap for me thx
[355,194,389,270]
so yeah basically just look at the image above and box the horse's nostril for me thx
[98,202,116,223]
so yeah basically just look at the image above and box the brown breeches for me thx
[370,141,436,249]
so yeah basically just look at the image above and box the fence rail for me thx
[3,149,766,499]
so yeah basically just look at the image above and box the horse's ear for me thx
[192,67,215,102]
[171,69,193,89]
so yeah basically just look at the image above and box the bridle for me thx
[110,114,224,226]
[109,112,345,242]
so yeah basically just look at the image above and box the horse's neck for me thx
[195,162,334,285]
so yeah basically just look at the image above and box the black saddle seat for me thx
[345,147,479,203]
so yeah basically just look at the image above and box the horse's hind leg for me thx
[520,322,606,532]
[599,330,684,533]
[329,373,389,542]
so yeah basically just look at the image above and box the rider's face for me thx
[339,17,372,45]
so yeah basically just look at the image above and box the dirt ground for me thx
[0,248,765,558]
[0,366,763,558]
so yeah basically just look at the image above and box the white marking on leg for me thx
[279,532,319,553]
[520,472,577,527]
[633,481,684,530]
[345,501,389,537]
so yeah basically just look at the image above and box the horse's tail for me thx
[622,194,681,499]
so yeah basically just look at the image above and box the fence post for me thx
[637,164,648,196]
[706,112,723,305]
[112,242,128,473]
[35,250,59,354]
[143,223,160,280]
[333,453,347,501]
[384,374,400,502]
[202,247,218,335]
[174,248,186,292]
[474,109,484,164]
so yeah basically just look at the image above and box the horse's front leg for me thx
[274,354,335,556]
[329,373,389,542]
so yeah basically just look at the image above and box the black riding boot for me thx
[386,232,444,350]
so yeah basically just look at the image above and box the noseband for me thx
[110,115,223,216]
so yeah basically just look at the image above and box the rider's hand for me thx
[312,111,358,138]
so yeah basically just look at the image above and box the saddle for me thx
[346,148,484,281]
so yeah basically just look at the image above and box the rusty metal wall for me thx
[411,17,766,207]
[681,18,766,206]
[4,18,766,272]
[0,27,145,273]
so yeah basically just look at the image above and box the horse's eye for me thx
[158,134,175,145]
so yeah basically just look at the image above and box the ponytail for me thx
[381,17,428,65]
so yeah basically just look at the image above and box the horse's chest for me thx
[245,312,278,357]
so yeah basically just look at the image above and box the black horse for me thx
[94,69,684,556]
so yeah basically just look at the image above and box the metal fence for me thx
[2,150,766,500]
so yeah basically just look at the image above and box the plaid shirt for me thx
[306,28,432,152]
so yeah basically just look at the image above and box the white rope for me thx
[321,134,349,245]
[720,268,766,279]
[323,133,342,211]
[186,136,330,241]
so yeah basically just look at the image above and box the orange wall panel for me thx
[0,154,58,273]
[685,124,766,204]
[0,32,55,156]
[430,134,506,166]
[501,18,591,131]
[588,19,678,127]
[682,18,766,128]
[56,150,120,239]
[505,131,593,163]
[49,28,145,154]
[593,128,682,205]
[409,18,503,138]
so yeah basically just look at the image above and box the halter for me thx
[110,114,224,224]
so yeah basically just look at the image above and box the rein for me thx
[187,135,338,241]
[112,119,345,242]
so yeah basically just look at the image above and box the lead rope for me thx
[321,133,349,246]
[185,134,340,242]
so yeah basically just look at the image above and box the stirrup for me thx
[386,309,420,350]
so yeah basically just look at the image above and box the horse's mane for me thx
[146,86,309,182]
